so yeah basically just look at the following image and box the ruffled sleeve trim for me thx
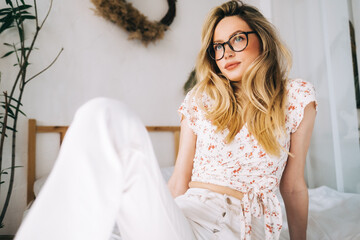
[178,90,200,135]
[286,79,318,134]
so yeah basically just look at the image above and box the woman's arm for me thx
[167,116,197,198]
[280,102,317,240]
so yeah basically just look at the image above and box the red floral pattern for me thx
[178,79,317,240]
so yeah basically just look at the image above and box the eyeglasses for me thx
[208,31,257,61]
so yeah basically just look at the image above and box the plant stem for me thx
[0,92,9,199]
[0,86,24,224]
[25,48,63,84]
[9,0,40,101]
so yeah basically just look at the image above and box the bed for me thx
[24,119,360,240]
[26,119,179,206]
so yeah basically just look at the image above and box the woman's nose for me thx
[223,43,234,59]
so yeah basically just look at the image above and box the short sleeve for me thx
[286,79,318,133]
[178,91,201,135]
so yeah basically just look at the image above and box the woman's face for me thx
[213,16,261,82]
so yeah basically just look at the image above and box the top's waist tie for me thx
[189,181,245,201]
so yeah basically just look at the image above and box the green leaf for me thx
[5,0,14,7]
[3,42,13,47]
[2,114,15,120]
[0,16,14,34]
[1,101,23,107]
[5,125,17,132]
[13,4,32,12]
[19,10,30,15]
[0,12,11,17]
[0,126,9,137]
[0,8,12,15]
[20,15,36,20]
[12,47,31,53]
[0,113,14,121]
[0,181,5,184]
[0,167,22,176]
[0,132,9,138]
[0,8,12,13]
[20,47,31,51]
[1,105,15,116]
[0,47,31,57]
[0,13,13,23]
[0,102,26,117]
[19,109,26,116]
[18,16,35,25]
[0,107,26,118]
[1,166,23,172]
[1,50,14,58]
[0,95,22,104]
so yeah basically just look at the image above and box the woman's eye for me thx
[214,44,222,52]
[234,35,244,43]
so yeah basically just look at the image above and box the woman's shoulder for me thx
[286,78,315,92]
[285,78,317,105]
[183,88,213,108]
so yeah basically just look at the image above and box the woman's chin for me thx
[228,76,242,83]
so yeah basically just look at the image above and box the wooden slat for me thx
[36,126,68,133]
[174,130,180,160]
[146,126,180,132]
[59,132,66,145]
[27,119,36,205]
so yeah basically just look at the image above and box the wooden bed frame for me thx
[27,119,180,205]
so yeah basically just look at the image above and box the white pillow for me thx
[33,174,49,197]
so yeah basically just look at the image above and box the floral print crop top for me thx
[178,79,318,240]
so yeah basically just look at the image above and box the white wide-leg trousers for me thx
[15,98,197,240]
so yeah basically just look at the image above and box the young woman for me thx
[16,1,316,240]
[170,1,317,239]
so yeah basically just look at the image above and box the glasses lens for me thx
[230,33,247,51]
[209,44,224,60]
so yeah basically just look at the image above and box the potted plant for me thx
[0,0,62,230]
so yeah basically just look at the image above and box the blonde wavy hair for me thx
[192,0,292,156]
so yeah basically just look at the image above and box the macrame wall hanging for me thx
[91,0,177,46]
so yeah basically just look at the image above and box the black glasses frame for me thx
[208,31,257,61]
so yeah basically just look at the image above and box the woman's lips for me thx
[225,62,240,70]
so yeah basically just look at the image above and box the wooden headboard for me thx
[27,119,180,205]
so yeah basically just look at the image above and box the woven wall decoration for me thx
[91,0,177,46]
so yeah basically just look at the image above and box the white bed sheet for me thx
[24,167,360,240]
